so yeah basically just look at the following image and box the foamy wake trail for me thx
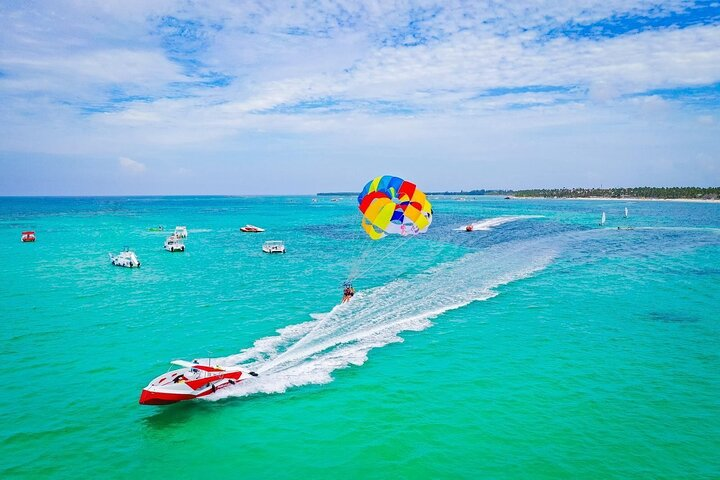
[210,236,559,401]
[454,215,543,231]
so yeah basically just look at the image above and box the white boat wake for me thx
[209,234,560,401]
[454,215,543,231]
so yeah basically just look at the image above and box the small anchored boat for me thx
[240,224,265,233]
[21,231,36,242]
[262,240,286,254]
[109,248,141,268]
[164,235,185,252]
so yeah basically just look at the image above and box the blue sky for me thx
[1,0,719,195]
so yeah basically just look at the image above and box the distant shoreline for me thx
[317,192,720,203]
[319,187,719,202]
[510,196,720,204]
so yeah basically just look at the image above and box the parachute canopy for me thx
[357,175,433,240]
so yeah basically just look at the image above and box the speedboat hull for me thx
[139,379,239,404]
[139,389,206,405]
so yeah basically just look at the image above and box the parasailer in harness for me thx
[342,282,355,303]
[343,176,434,303]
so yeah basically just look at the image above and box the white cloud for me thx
[3,1,715,115]
[1,1,719,193]
[81,21,719,142]
[697,114,714,124]
[119,156,147,174]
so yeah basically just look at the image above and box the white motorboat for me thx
[262,240,286,254]
[164,235,185,252]
[109,249,141,268]
[240,224,265,233]
[174,226,188,238]
[139,359,258,405]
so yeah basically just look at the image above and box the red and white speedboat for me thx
[240,224,265,233]
[139,359,257,405]
[21,231,36,242]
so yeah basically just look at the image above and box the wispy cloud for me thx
[119,156,147,174]
[1,0,719,194]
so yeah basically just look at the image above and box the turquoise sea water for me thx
[1,196,719,479]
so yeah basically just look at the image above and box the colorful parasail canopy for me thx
[357,175,433,240]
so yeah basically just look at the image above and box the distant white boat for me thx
[624,207,629,218]
[164,235,185,252]
[174,226,188,238]
[600,211,606,226]
[240,224,265,233]
[262,240,286,254]
[110,248,140,268]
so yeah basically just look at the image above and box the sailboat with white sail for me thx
[600,211,606,226]
[624,207,628,218]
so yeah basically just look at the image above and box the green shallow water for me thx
[1,196,719,479]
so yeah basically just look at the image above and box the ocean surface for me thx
[1,195,719,479]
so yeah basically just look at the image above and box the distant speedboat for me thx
[174,226,188,238]
[262,240,286,254]
[465,225,474,232]
[139,359,257,405]
[148,226,164,232]
[109,249,140,268]
[21,231,36,242]
[240,224,265,233]
[164,235,185,252]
